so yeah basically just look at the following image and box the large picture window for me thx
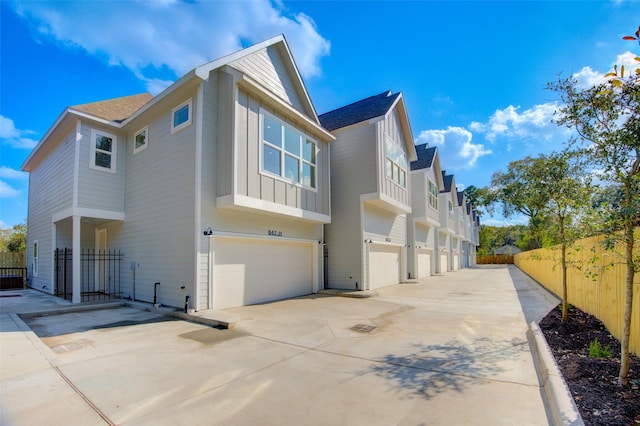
[385,137,407,188]
[261,111,317,189]
[90,129,117,172]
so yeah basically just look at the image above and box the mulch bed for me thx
[538,305,640,425]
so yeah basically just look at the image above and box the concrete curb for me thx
[317,289,378,298]
[527,321,584,426]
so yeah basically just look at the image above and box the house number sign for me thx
[268,230,283,237]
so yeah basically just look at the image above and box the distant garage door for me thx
[417,249,431,278]
[213,237,313,309]
[369,244,401,290]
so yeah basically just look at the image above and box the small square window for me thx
[134,126,148,154]
[171,99,192,133]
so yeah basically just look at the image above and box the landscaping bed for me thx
[538,305,640,425]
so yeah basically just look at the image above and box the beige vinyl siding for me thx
[119,86,199,308]
[324,125,376,289]
[234,89,330,216]
[363,204,406,245]
[27,129,76,291]
[229,45,306,115]
[76,122,125,212]
[378,109,410,207]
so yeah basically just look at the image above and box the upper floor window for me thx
[428,180,438,210]
[134,126,148,154]
[448,200,454,221]
[261,111,317,189]
[385,137,407,188]
[171,98,192,133]
[90,129,117,172]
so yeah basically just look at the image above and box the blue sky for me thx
[1,0,639,228]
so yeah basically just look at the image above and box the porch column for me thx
[72,215,81,303]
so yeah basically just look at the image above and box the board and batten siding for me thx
[27,129,76,291]
[377,108,410,208]
[118,87,199,308]
[233,89,330,216]
[76,121,125,212]
[229,45,306,115]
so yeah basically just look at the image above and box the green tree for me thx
[549,58,639,385]
[463,185,489,216]
[6,223,27,252]
[539,152,593,322]
[489,156,553,249]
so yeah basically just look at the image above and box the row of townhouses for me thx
[22,36,480,311]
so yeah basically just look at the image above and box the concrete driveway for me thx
[1,265,559,425]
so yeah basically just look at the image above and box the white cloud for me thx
[0,181,21,198]
[0,115,38,149]
[415,126,491,169]
[0,167,28,181]
[13,1,330,94]
[573,51,639,89]
[470,103,564,142]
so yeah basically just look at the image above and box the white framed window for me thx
[171,98,192,133]
[90,129,117,172]
[261,110,317,189]
[32,241,38,277]
[385,136,407,188]
[134,126,149,154]
[428,180,438,210]
[448,200,454,221]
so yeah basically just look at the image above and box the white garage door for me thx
[214,237,313,309]
[369,244,400,290]
[417,249,431,278]
[439,253,449,274]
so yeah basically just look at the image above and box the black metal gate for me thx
[55,248,123,301]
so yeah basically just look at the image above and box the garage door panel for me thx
[369,245,400,290]
[417,250,431,278]
[214,238,313,309]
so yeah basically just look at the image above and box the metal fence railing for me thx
[55,248,123,302]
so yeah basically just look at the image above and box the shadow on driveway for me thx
[367,336,529,400]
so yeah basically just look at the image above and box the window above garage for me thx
[261,110,317,190]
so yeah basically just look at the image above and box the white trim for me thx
[32,240,39,277]
[171,98,192,134]
[238,76,334,142]
[52,207,125,223]
[133,125,149,154]
[216,194,330,224]
[89,128,117,173]
[194,84,204,311]
[259,109,319,191]
[73,120,81,207]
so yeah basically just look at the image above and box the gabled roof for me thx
[23,35,331,171]
[410,144,437,170]
[457,191,465,206]
[318,91,400,131]
[441,171,455,193]
[71,93,153,123]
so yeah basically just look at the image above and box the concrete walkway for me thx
[1,265,562,425]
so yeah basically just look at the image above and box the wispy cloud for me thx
[415,126,491,169]
[0,180,21,199]
[0,167,28,181]
[12,0,331,94]
[469,103,564,143]
[574,51,639,89]
[0,115,38,149]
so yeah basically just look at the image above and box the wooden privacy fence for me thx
[514,229,640,357]
[476,254,514,264]
[0,251,25,267]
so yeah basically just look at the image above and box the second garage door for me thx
[417,249,431,278]
[369,244,401,290]
[214,237,314,309]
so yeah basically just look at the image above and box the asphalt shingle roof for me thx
[318,90,400,131]
[72,93,153,123]
[441,172,454,193]
[410,144,437,171]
